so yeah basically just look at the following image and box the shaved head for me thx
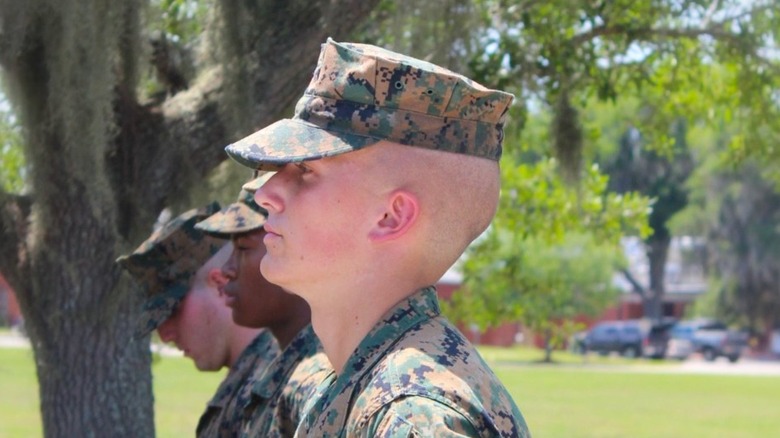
[364,141,501,284]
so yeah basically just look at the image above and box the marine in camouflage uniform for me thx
[195,177,332,437]
[197,330,278,438]
[292,288,528,437]
[240,324,330,437]
[225,39,530,437]
[117,204,278,438]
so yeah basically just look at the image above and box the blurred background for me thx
[1,0,779,436]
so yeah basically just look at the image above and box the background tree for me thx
[454,0,778,328]
[452,232,625,363]
[356,0,483,74]
[705,164,780,336]
[0,0,378,435]
[603,119,693,320]
[675,119,780,341]
[444,156,651,345]
[472,0,779,177]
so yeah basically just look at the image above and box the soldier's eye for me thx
[295,162,312,174]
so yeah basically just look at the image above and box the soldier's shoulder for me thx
[352,318,529,436]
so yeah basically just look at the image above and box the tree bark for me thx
[645,233,671,321]
[0,0,379,435]
[543,329,553,363]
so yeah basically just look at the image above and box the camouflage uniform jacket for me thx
[197,330,279,438]
[241,324,331,437]
[295,287,530,438]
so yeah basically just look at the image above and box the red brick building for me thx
[0,272,23,328]
[435,237,707,347]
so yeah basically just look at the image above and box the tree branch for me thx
[569,2,777,50]
[570,23,737,47]
[109,0,382,242]
[700,0,719,29]
[621,268,647,299]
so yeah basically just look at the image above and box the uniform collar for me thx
[312,287,440,427]
[207,330,278,408]
[345,287,439,371]
[252,324,322,399]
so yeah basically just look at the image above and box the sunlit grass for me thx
[151,354,224,438]
[0,348,40,438]
[1,343,779,437]
[497,365,780,438]
[0,347,222,438]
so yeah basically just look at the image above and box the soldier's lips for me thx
[222,288,238,307]
[263,229,281,246]
[263,224,281,238]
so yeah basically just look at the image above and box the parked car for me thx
[644,319,677,359]
[666,323,696,360]
[666,319,747,362]
[582,320,647,358]
[579,319,675,359]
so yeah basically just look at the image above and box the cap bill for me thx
[135,283,188,338]
[225,118,379,170]
[195,203,267,236]
[241,172,274,193]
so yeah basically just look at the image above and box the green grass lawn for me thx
[481,346,780,438]
[151,354,224,437]
[1,345,779,437]
[0,347,223,438]
[0,348,40,438]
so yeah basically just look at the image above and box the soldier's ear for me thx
[206,268,227,289]
[369,190,419,242]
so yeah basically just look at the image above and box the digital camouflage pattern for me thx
[197,330,279,438]
[116,202,224,337]
[295,287,530,438]
[241,172,273,193]
[240,325,332,437]
[225,38,515,171]
[195,174,272,236]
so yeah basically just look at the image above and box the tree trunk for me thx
[543,329,553,363]
[0,0,380,435]
[645,233,671,321]
[7,47,155,434]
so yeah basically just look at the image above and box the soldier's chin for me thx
[192,357,218,372]
[259,255,286,286]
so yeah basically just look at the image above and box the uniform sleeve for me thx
[359,396,481,438]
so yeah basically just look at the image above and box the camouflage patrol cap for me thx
[225,38,515,171]
[194,174,271,236]
[116,202,224,337]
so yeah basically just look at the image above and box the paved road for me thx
[656,357,780,376]
[0,331,29,348]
